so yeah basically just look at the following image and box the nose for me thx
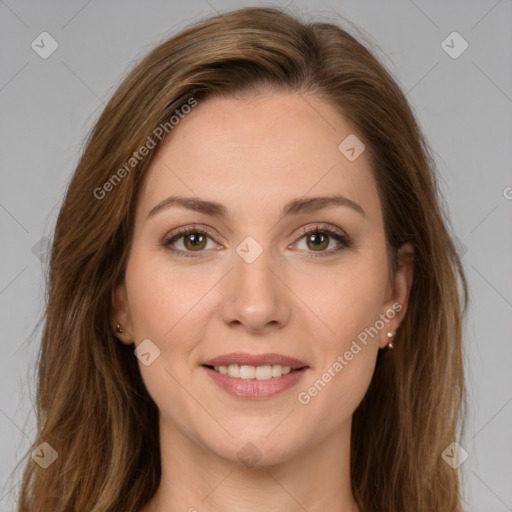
[220,246,291,333]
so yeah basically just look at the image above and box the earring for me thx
[386,331,395,349]
[115,323,124,334]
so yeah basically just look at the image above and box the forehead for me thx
[137,93,382,224]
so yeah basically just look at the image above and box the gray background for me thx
[1,1,511,510]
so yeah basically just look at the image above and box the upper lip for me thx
[202,352,308,369]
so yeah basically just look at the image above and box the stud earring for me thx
[386,331,395,349]
[115,323,124,334]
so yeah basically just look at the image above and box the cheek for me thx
[125,247,210,340]
[296,251,388,420]
[315,253,388,346]
[297,286,383,431]
[297,348,377,436]
[124,250,212,421]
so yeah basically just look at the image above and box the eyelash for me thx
[162,223,351,259]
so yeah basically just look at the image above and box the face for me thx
[113,92,413,465]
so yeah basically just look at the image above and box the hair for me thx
[14,6,468,512]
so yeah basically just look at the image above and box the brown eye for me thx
[306,232,330,251]
[293,224,351,258]
[183,233,207,251]
[163,227,217,258]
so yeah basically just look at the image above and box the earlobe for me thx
[111,282,134,345]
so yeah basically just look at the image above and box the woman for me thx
[16,6,468,511]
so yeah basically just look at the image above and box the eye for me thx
[162,225,219,258]
[291,223,351,258]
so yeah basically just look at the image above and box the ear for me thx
[111,282,134,345]
[379,242,414,348]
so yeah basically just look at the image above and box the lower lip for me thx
[202,366,308,399]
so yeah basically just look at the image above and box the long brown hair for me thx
[14,7,468,511]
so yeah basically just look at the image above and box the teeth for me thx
[212,364,295,379]
[228,364,240,378]
[255,365,272,380]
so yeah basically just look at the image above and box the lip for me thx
[201,352,308,369]
[203,365,309,399]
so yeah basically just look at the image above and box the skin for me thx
[112,92,414,512]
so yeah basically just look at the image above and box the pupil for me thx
[187,233,205,248]
[309,233,327,250]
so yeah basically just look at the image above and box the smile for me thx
[202,364,308,399]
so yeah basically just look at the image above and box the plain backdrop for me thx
[1,1,511,510]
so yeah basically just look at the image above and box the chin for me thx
[201,428,305,468]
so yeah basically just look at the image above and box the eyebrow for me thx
[146,194,366,220]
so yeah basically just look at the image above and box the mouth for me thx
[201,352,309,399]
